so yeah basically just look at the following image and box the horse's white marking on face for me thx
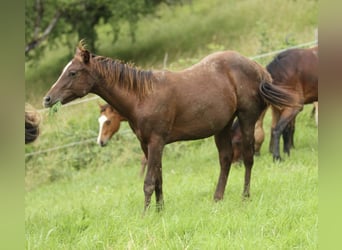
[51,60,73,89]
[97,114,108,145]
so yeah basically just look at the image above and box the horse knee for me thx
[143,180,155,196]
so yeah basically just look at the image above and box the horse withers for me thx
[43,41,294,212]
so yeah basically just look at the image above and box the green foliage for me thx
[25,0,182,62]
[48,101,62,116]
[26,0,317,108]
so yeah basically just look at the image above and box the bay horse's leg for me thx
[213,123,233,201]
[143,137,165,212]
[272,107,301,161]
[238,116,257,198]
[282,116,296,155]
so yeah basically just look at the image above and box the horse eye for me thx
[105,120,111,125]
[68,71,77,77]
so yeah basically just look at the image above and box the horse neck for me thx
[90,58,154,120]
[92,84,137,120]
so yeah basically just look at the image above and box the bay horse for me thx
[267,46,318,160]
[97,103,147,177]
[43,41,294,212]
[232,46,318,161]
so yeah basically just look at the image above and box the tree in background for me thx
[25,0,183,62]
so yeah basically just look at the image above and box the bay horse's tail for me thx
[259,81,296,109]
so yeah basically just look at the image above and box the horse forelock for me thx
[91,55,154,98]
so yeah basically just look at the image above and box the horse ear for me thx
[81,50,90,64]
[75,47,90,64]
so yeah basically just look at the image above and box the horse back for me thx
[266,47,318,104]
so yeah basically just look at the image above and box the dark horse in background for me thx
[43,41,294,212]
[231,46,318,161]
[267,46,318,160]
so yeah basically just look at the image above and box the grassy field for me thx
[25,105,318,249]
[25,0,318,249]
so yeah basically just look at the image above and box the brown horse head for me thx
[97,103,126,146]
[43,41,153,108]
[43,41,95,108]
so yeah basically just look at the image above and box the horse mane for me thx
[78,41,154,99]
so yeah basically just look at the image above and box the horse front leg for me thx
[139,142,148,178]
[143,136,165,213]
[254,107,267,156]
[269,106,280,153]
[213,124,233,201]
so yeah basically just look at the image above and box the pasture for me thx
[25,103,318,249]
[25,0,318,249]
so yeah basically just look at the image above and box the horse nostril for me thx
[44,96,51,103]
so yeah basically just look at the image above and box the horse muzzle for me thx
[43,95,53,108]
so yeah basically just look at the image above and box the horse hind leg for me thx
[213,123,233,201]
[238,117,256,198]
[271,108,301,161]
[282,116,296,155]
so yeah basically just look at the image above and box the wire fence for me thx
[26,40,318,158]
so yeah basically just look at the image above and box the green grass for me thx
[25,105,318,249]
[25,0,318,248]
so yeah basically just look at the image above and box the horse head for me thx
[43,41,95,108]
[97,104,125,146]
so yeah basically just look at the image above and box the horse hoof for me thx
[214,195,223,202]
[273,155,282,162]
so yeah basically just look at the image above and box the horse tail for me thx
[259,81,296,109]
[251,60,294,109]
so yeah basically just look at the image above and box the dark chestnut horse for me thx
[43,41,293,212]
[267,46,318,160]
[97,103,147,177]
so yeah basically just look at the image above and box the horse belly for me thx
[168,104,233,142]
